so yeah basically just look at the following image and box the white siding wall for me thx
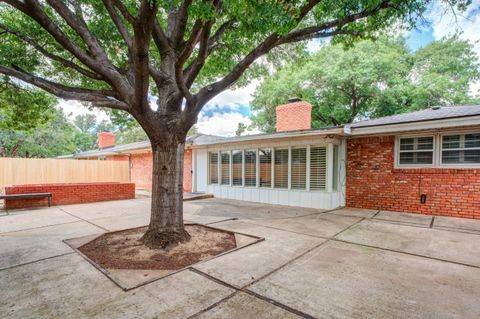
[205,184,342,209]
[194,148,208,192]
[195,135,345,210]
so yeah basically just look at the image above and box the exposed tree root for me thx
[141,227,191,249]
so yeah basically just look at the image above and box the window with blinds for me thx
[259,149,272,187]
[232,150,243,186]
[244,149,257,186]
[442,133,480,164]
[291,148,306,189]
[221,151,230,185]
[208,152,218,184]
[398,136,434,165]
[274,149,289,188]
[332,145,339,191]
[310,146,327,190]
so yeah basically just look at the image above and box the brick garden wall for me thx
[4,182,135,209]
[346,136,480,219]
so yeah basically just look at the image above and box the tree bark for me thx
[141,137,191,248]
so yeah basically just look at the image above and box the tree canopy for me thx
[250,35,480,132]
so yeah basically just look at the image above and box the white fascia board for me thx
[190,127,345,149]
[349,116,480,136]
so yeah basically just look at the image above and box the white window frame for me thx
[231,149,243,187]
[394,134,436,168]
[309,144,328,192]
[395,130,480,169]
[207,151,219,185]
[439,130,480,168]
[205,140,339,193]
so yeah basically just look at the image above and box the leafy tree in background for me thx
[235,122,247,136]
[251,36,480,132]
[0,79,58,156]
[0,106,82,157]
[0,0,466,247]
[73,113,116,150]
[408,35,480,109]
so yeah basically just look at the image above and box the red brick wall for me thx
[276,101,312,132]
[130,153,153,190]
[4,182,135,209]
[346,136,480,219]
[183,149,193,192]
[130,150,192,192]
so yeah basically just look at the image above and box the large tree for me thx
[0,0,464,248]
[251,35,480,132]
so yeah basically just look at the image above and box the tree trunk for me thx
[141,138,191,248]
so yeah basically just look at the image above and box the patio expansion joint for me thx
[204,217,239,225]
[332,238,480,270]
[188,268,316,319]
[232,216,480,270]
[58,207,110,232]
[0,220,81,235]
[0,252,75,272]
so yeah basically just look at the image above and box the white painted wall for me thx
[193,135,345,210]
[205,184,342,209]
[194,148,208,192]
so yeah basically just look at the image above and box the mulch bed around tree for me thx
[78,225,236,270]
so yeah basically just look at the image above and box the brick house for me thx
[64,100,480,219]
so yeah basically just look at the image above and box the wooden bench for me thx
[0,193,52,207]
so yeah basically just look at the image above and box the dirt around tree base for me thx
[79,225,236,270]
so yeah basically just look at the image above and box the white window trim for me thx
[439,131,480,168]
[206,142,334,193]
[395,130,480,169]
[207,151,219,185]
[309,144,328,192]
[394,134,436,169]
[231,149,243,187]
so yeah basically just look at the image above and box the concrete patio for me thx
[1,198,480,318]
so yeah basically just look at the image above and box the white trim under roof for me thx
[346,115,480,136]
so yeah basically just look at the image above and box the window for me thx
[291,148,306,189]
[208,152,218,184]
[221,151,230,185]
[259,149,272,187]
[442,133,480,164]
[244,149,257,186]
[398,136,434,165]
[274,149,289,188]
[332,145,339,191]
[310,146,327,190]
[232,150,243,186]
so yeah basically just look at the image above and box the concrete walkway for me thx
[1,198,480,318]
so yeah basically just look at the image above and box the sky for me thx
[59,1,480,137]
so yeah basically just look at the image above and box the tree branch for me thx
[130,0,158,110]
[169,0,193,48]
[3,0,133,100]
[103,0,132,49]
[0,65,129,110]
[0,23,103,80]
[188,0,394,124]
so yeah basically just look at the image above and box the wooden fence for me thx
[0,157,129,187]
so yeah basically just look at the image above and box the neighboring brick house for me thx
[62,133,224,192]
[63,100,480,219]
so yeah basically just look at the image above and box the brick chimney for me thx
[97,132,115,149]
[276,98,312,132]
